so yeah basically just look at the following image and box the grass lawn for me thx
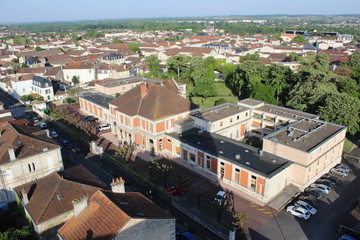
[188,96,239,109]
[343,139,354,153]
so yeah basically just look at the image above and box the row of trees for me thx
[228,52,360,135]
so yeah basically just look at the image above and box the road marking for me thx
[257,208,266,211]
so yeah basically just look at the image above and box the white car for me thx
[309,183,331,194]
[331,168,348,177]
[98,124,111,131]
[294,200,317,215]
[214,191,227,205]
[39,122,47,129]
[49,131,58,138]
[286,205,311,220]
[336,165,349,173]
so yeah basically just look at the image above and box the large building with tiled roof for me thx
[58,189,175,240]
[0,122,63,205]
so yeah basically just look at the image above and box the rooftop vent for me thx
[120,201,128,205]
[271,159,277,163]
[43,147,49,152]
[57,194,64,200]
[136,212,144,216]
[245,162,250,165]
[220,140,224,143]
[245,150,249,153]
[197,142,201,144]
[258,150,264,156]
[235,154,241,160]
[219,151,223,154]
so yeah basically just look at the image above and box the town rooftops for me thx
[96,76,144,88]
[192,103,249,122]
[80,93,115,108]
[167,128,291,178]
[58,190,174,240]
[63,61,95,70]
[264,118,346,152]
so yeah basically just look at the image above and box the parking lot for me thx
[253,157,360,240]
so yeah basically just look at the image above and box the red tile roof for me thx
[14,173,100,224]
[63,61,95,70]
[58,190,173,240]
[109,82,199,120]
[0,123,60,164]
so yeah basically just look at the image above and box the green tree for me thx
[145,55,160,77]
[166,54,191,82]
[115,142,133,164]
[291,35,307,42]
[115,93,120,97]
[0,225,33,240]
[337,77,359,98]
[128,43,141,53]
[190,57,217,99]
[318,93,360,135]
[349,51,360,69]
[35,46,44,51]
[71,76,79,85]
[112,38,123,43]
[239,53,260,63]
[11,58,19,63]
[232,212,248,237]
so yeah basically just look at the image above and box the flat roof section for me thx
[192,103,249,122]
[80,93,115,108]
[264,119,346,152]
[238,98,264,107]
[256,104,318,120]
[96,77,144,88]
[167,128,291,178]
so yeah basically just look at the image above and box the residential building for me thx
[32,76,54,101]
[57,179,175,240]
[0,123,63,205]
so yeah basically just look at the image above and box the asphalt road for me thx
[252,157,360,240]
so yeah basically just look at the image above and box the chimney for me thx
[72,196,88,218]
[111,177,125,193]
[140,83,147,96]
[21,189,29,205]
[8,147,16,161]
[46,129,50,138]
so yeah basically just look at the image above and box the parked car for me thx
[176,231,194,240]
[321,174,340,184]
[62,140,74,150]
[304,188,325,199]
[285,205,311,220]
[315,178,335,188]
[98,124,111,131]
[81,116,91,121]
[39,122,47,129]
[297,195,318,206]
[49,131,58,138]
[335,164,350,173]
[33,117,40,123]
[85,117,98,122]
[309,183,331,194]
[294,200,317,215]
[166,186,186,196]
[331,168,348,177]
[214,191,227,205]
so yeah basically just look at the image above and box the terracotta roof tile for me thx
[14,173,100,224]
[109,82,199,120]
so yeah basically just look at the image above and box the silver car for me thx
[295,200,317,215]
[331,168,348,177]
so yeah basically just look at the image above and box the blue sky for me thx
[0,0,359,23]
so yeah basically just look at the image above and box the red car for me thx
[166,186,186,196]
